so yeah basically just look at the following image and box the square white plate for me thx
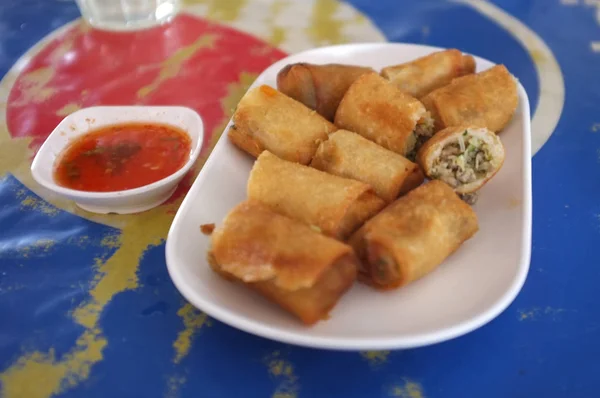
[165,43,532,350]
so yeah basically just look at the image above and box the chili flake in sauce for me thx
[54,122,191,192]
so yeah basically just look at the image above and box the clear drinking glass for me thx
[76,0,181,31]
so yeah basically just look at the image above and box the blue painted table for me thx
[1,1,599,397]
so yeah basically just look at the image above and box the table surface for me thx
[0,1,598,397]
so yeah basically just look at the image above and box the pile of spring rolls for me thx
[207,49,519,325]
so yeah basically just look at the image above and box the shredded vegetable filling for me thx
[459,192,479,205]
[431,131,492,188]
[407,112,435,160]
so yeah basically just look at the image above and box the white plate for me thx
[165,43,532,350]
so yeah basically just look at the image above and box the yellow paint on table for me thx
[0,126,40,215]
[529,49,547,65]
[0,201,180,397]
[222,72,257,116]
[163,303,211,398]
[56,103,81,117]
[360,350,391,366]
[137,34,217,98]
[308,0,346,45]
[72,207,176,330]
[16,238,56,256]
[0,131,32,179]
[100,234,120,249]
[518,306,567,321]
[268,0,288,47]
[183,0,247,21]
[165,374,187,398]
[354,12,368,24]
[13,66,56,105]
[265,351,299,398]
[390,379,426,398]
[273,393,297,398]
[0,329,107,398]
[33,239,56,251]
[172,303,211,363]
[68,235,91,247]
[518,309,537,321]
[18,190,60,217]
[270,26,286,47]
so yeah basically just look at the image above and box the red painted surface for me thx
[7,13,286,148]
[6,13,287,203]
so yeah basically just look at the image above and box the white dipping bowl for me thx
[31,106,204,214]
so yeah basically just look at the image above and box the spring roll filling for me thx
[431,131,493,188]
[365,243,401,287]
[407,112,435,160]
[372,254,399,286]
[458,192,479,205]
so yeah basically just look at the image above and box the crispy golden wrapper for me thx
[229,85,336,164]
[277,63,374,121]
[420,64,518,132]
[334,72,429,156]
[209,200,358,325]
[381,49,476,98]
[311,130,424,203]
[349,181,479,290]
[248,151,386,240]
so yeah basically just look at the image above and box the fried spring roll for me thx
[209,200,359,325]
[311,130,424,203]
[229,85,337,164]
[248,151,386,240]
[416,126,505,195]
[334,73,435,159]
[349,180,479,290]
[276,63,374,121]
[420,64,518,132]
[381,49,476,98]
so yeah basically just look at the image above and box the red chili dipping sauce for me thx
[54,123,191,192]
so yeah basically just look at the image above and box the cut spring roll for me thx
[334,72,435,159]
[381,49,476,98]
[276,63,374,121]
[349,180,479,290]
[416,125,505,195]
[209,200,359,325]
[229,85,336,164]
[311,130,424,203]
[421,64,518,132]
[248,151,386,240]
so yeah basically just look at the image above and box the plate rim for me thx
[165,42,533,351]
